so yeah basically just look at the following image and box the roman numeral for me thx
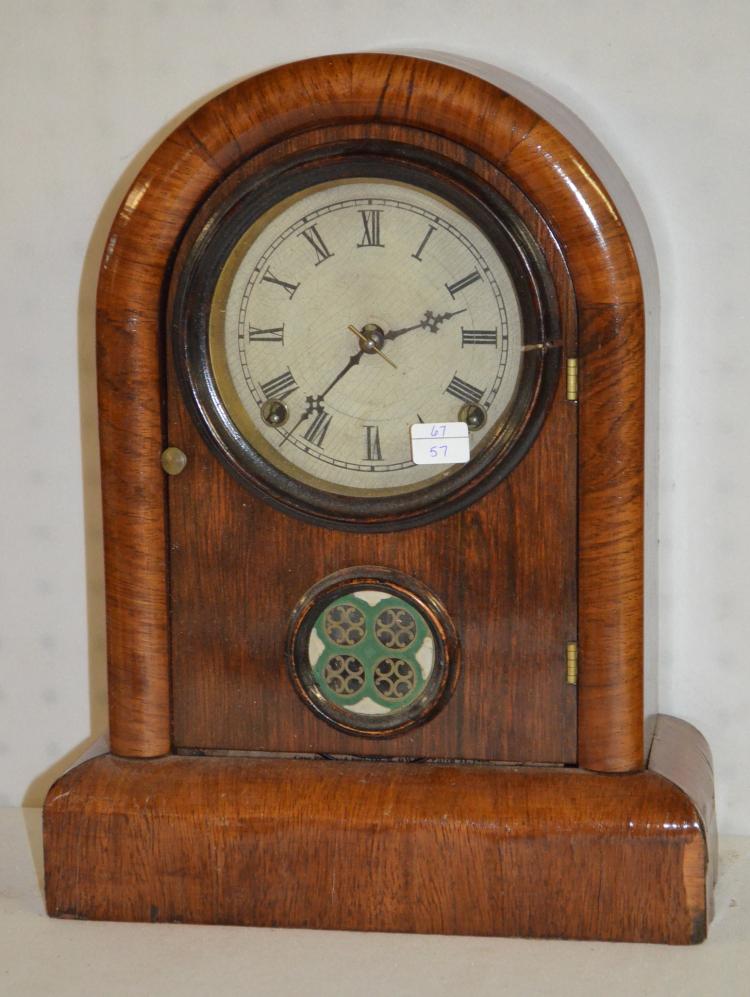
[246,324,284,344]
[412,224,436,261]
[261,268,300,299]
[357,209,383,248]
[259,369,298,400]
[299,223,334,265]
[461,327,497,347]
[364,425,382,461]
[302,408,332,448]
[445,374,485,406]
[445,269,482,299]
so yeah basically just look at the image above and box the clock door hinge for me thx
[566,357,579,402]
[566,641,578,685]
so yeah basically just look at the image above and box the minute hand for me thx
[317,350,364,400]
[384,308,467,342]
[279,351,363,449]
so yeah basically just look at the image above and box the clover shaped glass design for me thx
[308,590,435,716]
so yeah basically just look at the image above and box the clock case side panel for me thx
[94,53,644,770]
[496,62,660,752]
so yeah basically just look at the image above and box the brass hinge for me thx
[566,642,578,685]
[566,357,578,402]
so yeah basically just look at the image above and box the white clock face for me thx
[208,178,524,497]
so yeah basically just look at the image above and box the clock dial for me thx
[209,179,522,496]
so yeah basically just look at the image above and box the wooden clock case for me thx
[43,53,716,943]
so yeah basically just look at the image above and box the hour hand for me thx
[385,308,467,341]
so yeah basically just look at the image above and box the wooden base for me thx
[43,716,715,943]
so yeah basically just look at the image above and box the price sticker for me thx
[410,422,471,465]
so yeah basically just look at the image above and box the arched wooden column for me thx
[98,53,644,769]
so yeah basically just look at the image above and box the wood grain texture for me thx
[166,126,578,763]
[168,382,577,762]
[648,715,718,923]
[96,53,644,768]
[97,264,170,757]
[577,302,645,769]
[43,715,713,943]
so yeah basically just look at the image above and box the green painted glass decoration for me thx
[308,590,436,716]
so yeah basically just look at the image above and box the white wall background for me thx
[1,0,748,834]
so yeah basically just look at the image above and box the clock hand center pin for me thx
[347,324,398,369]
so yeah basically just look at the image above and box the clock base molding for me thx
[43,716,715,944]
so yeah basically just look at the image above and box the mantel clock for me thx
[44,54,716,943]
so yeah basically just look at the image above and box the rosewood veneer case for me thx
[44,53,716,943]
